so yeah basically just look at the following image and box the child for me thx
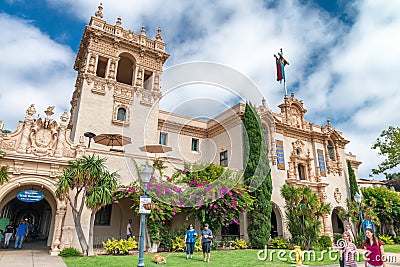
[342,231,357,267]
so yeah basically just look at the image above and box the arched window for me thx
[116,53,135,85]
[117,108,126,121]
[327,141,335,161]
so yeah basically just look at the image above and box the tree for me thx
[371,126,400,174]
[347,161,359,200]
[384,172,400,192]
[56,154,118,256]
[361,187,400,235]
[86,171,118,256]
[281,185,331,250]
[242,102,273,248]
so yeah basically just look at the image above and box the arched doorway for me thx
[1,197,52,241]
[0,182,57,247]
[271,203,283,238]
[331,207,344,234]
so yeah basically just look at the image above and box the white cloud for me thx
[1,0,399,179]
[0,13,76,130]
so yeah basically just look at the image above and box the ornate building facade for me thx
[0,5,361,254]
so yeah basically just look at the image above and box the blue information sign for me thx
[363,220,375,232]
[17,190,44,203]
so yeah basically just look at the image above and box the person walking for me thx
[126,219,133,239]
[200,223,213,263]
[3,220,15,249]
[14,220,29,249]
[184,224,197,260]
[342,231,357,267]
[363,228,386,267]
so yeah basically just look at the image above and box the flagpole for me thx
[284,79,287,97]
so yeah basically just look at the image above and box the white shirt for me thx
[126,222,132,235]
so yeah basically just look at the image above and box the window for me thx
[117,108,126,121]
[159,132,167,145]
[220,150,228,167]
[298,164,306,180]
[96,56,108,78]
[116,54,134,85]
[143,70,153,90]
[191,138,199,152]
[95,205,112,226]
[327,141,335,161]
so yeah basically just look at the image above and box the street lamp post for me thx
[138,165,152,267]
[354,192,366,240]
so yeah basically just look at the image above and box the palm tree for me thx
[281,184,331,249]
[86,171,118,256]
[56,154,119,256]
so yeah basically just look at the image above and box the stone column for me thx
[51,201,67,255]
[323,214,332,237]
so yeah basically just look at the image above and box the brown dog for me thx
[153,254,167,264]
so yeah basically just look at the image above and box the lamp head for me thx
[354,192,362,204]
[140,165,152,184]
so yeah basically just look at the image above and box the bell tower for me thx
[69,4,169,148]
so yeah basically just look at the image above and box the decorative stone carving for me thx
[88,55,96,74]
[153,74,160,91]
[17,104,36,153]
[108,60,116,79]
[136,67,143,87]
[115,17,122,27]
[155,27,163,41]
[29,107,58,156]
[92,79,106,95]
[54,112,69,158]
[334,188,342,203]
[94,3,103,18]
[290,107,302,128]
[51,201,67,255]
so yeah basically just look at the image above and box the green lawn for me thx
[63,249,343,267]
[384,244,400,253]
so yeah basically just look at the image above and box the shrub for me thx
[103,237,138,255]
[269,237,288,249]
[172,236,185,252]
[231,239,248,249]
[211,240,220,250]
[355,233,364,248]
[333,234,343,244]
[393,236,400,244]
[59,247,81,257]
[195,238,202,252]
[160,228,175,251]
[318,236,332,250]
[379,235,395,245]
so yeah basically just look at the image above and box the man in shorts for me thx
[200,223,213,263]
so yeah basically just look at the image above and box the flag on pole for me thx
[274,48,289,83]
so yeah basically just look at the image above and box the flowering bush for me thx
[103,237,138,255]
[116,160,254,245]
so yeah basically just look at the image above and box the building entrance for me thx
[0,184,56,247]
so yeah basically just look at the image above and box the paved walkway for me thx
[0,240,67,267]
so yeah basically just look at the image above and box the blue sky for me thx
[0,0,399,179]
